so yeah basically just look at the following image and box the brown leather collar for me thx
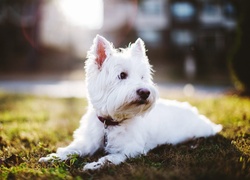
[98,116,120,127]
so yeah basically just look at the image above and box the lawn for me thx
[0,92,249,179]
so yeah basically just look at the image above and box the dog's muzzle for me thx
[136,88,150,104]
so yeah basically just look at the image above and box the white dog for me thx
[39,35,222,170]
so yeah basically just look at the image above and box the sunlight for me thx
[58,0,103,29]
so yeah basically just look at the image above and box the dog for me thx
[39,35,222,170]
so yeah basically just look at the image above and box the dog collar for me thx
[98,116,120,127]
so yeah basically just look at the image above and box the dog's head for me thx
[85,35,158,122]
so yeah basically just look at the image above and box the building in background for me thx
[134,0,237,79]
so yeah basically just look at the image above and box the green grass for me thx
[0,92,249,179]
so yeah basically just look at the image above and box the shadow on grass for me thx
[28,135,249,180]
[1,134,249,180]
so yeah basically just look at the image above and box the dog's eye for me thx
[119,72,127,80]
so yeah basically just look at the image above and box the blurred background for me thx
[0,0,249,96]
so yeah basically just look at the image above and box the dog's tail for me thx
[212,123,223,134]
[201,115,223,135]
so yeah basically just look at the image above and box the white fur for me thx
[39,35,222,170]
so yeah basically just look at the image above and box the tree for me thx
[230,0,250,94]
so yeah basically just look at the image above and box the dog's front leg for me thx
[39,113,104,162]
[39,135,103,163]
[39,140,85,162]
[83,153,127,170]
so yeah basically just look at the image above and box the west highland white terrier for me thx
[39,35,222,170]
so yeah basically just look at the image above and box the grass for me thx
[0,92,249,180]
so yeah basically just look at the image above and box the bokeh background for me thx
[0,0,249,95]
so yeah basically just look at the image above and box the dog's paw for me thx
[38,153,61,163]
[83,161,103,171]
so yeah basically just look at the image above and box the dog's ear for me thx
[89,35,113,69]
[130,38,146,57]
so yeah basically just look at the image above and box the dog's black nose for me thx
[137,88,150,100]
